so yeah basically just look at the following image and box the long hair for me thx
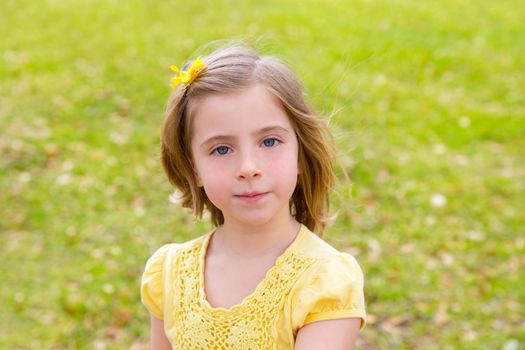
[160,44,337,235]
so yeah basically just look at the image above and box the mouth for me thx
[235,192,268,202]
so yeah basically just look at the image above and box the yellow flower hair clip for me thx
[170,57,207,91]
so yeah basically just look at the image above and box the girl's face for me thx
[190,84,300,228]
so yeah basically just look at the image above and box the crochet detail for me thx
[169,238,315,349]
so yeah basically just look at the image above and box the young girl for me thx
[141,44,366,349]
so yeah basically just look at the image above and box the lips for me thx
[235,192,268,202]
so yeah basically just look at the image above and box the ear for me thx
[189,158,203,187]
[296,147,302,175]
[195,172,203,187]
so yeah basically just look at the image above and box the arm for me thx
[294,318,361,350]
[150,314,172,350]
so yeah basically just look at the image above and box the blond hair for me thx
[161,45,337,235]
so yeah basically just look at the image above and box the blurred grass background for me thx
[1,0,524,349]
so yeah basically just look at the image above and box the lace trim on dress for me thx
[169,231,315,349]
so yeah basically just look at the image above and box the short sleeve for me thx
[291,253,366,330]
[140,244,171,320]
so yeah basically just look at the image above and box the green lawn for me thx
[1,0,524,349]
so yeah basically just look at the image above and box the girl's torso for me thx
[140,224,367,349]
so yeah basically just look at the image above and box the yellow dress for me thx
[141,224,366,349]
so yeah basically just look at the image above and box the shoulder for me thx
[290,226,365,300]
[141,230,211,285]
[145,231,210,263]
[140,231,211,318]
[288,226,366,329]
[293,226,362,272]
[140,243,174,319]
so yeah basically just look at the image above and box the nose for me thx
[236,151,261,180]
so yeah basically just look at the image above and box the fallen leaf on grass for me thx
[366,313,378,325]
[112,308,133,328]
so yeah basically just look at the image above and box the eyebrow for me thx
[200,125,290,148]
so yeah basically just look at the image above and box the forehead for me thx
[190,84,293,140]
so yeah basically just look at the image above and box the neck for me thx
[211,216,301,259]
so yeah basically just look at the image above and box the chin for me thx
[231,213,277,227]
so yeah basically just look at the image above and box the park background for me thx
[1,0,523,349]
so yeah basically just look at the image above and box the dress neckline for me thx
[198,224,307,313]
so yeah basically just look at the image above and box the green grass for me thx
[1,0,524,348]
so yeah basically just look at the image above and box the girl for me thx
[141,44,366,349]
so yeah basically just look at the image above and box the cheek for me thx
[266,149,300,182]
[198,173,232,209]
[191,152,216,188]
[268,155,298,174]
[197,166,231,195]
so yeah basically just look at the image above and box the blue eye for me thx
[213,146,231,155]
[262,138,279,147]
